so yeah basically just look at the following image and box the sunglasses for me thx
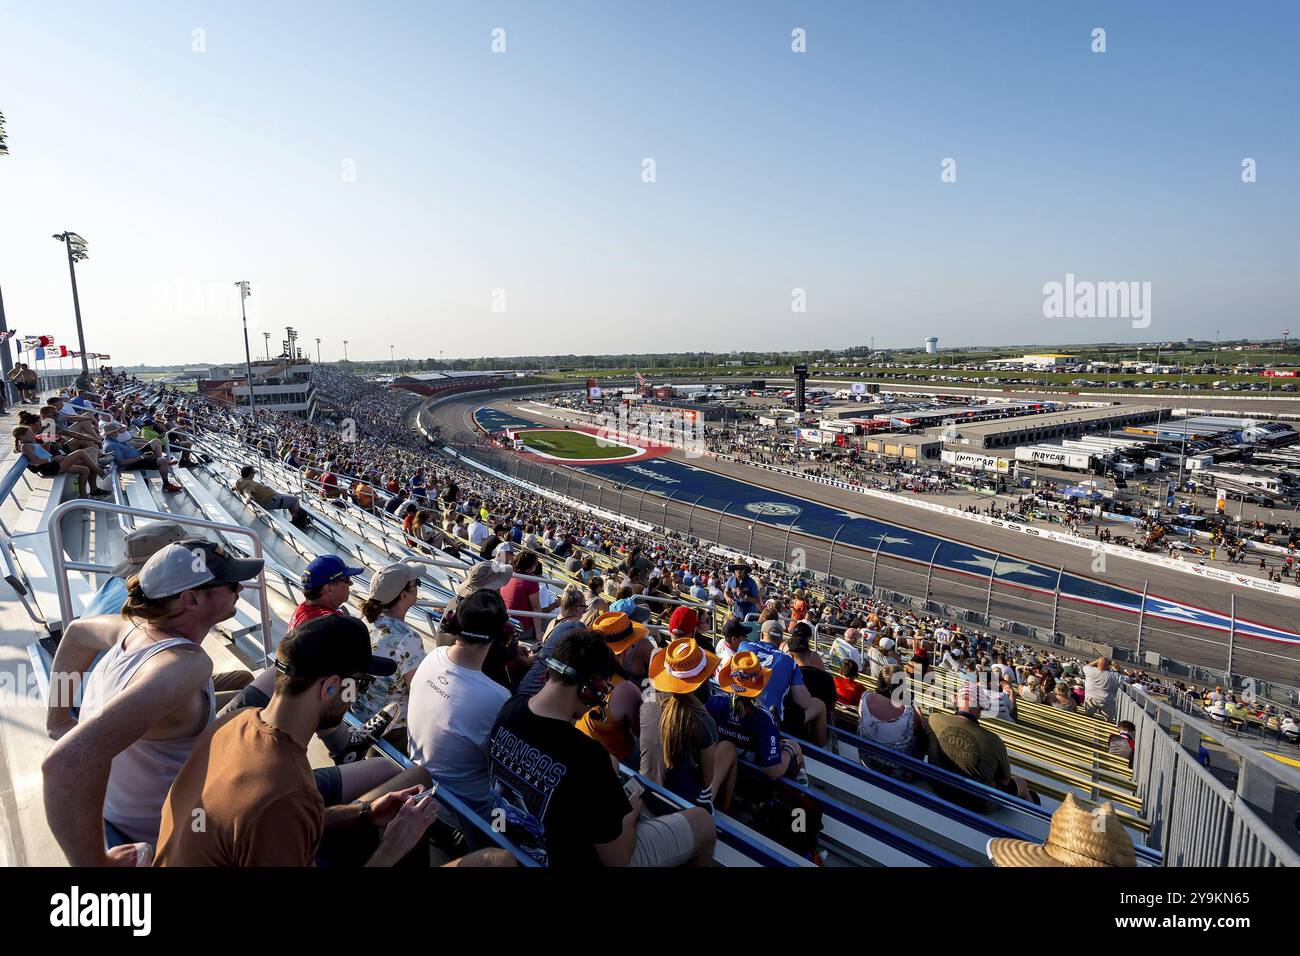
[347,674,378,696]
[197,580,241,594]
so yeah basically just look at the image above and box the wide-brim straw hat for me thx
[986,794,1136,867]
[455,560,513,597]
[591,611,648,655]
[649,638,720,694]
[716,650,772,698]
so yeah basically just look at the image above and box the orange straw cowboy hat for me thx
[649,638,720,694]
[715,650,772,698]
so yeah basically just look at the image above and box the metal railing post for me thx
[827,522,846,577]
[1136,580,1149,661]
[1051,565,1065,636]
[1227,593,1235,681]
[922,542,941,604]
[870,533,885,594]
[686,493,705,535]
[46,498,273,661]
[984,554,999,621]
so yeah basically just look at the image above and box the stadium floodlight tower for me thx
[52,231,91,375]
[0,110,13,402]
[235,281,257,414]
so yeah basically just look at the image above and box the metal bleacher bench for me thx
[10,469,96,633]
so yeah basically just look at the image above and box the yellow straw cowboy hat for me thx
[986,793,1136,867]
[649,638,720,694]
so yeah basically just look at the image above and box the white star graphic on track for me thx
[866,533,912,546]
[1146,601,1209,622]
[951,555,1053,579]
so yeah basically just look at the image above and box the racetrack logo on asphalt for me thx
[745,502,802,517]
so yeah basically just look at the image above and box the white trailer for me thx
[1013,445,1095,471]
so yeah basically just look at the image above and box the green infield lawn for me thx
[518,429,638,459]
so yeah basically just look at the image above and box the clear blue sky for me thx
[1,1,1297,366]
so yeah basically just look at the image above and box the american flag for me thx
[635,370,648,387]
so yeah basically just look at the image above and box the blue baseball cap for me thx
[610,597,651,624]
[302,555,364,589]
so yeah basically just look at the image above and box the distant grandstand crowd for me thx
[28,367,1294,870]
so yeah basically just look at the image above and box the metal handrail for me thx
[45,498,274,661]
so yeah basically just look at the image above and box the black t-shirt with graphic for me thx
[487,695,631,867]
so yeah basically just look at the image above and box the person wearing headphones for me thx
[486,628,715,868]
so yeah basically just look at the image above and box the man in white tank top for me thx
[43,539,263,866]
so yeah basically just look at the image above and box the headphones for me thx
[545,656,609,705]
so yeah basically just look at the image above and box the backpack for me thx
[751,781,824,861]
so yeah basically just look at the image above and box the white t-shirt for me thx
[466,521,491,547]
[717,641,742,667]
[405,646,509,817]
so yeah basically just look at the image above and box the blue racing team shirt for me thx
[736,641,803,719]
[706,695,782,768]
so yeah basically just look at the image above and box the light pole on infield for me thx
[235,281,257,415]
[262,332,270,362]
[52,231,90,376]
[343,340,349,362]
[315,337,321,363]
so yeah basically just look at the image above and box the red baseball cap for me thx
[668,606,699,637]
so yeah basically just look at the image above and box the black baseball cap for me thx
[723,615,756,640]
[274,615,397,682]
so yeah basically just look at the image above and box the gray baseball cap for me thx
[137,539,264,599]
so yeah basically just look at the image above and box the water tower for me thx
[925,336,939,354]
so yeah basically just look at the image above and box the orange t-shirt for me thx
[154,709,324,867]
[791,599,808,623]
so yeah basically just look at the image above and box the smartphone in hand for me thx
[410,783,440,803]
